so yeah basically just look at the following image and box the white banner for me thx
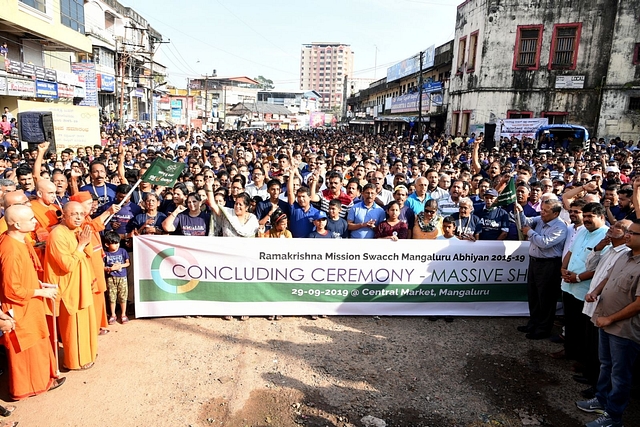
[500,118,548,140]
[133,236,531,318]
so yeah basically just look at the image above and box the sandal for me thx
[0,405,16,417]
[80,362,94,370]
[223,316,233,321]
[49,377,66,391]
[108,316,117,325]
[99,328,109,335]
[274,315,283,321]
[310,315,319,320]
[239,316,249,321]
[267,316,275,321]
[121,316,129,324]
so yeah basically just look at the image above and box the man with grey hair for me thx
[515,199,567,340]
[0,178,16,218]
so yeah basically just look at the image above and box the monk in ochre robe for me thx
[0,205,65,399]
[44,201,97,370]
[69,191,120,335]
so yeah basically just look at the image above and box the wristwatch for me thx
[575,273,582,283]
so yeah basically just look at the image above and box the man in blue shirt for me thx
[516,199,567,340]
[347,183,385,239]
[287,170,319,238]
[478,189,510,240]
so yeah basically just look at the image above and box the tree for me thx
[254,75,274,90]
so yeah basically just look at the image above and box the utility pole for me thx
[417,50,424,143]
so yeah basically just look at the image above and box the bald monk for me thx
[0,190,33,235]
[0,205,65,399]
[44,201,97,370]
[32,179,61,236]
[69,191,120,335]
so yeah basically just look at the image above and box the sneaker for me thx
[585,412,623,427]
[576,397,605,414]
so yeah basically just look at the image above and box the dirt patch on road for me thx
[1,315,638,427]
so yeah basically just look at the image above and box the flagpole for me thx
[104,178,142,224]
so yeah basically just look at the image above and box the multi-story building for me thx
[300,42,353,113]
[0,0,91,111]
[346,41,453,136]
[449,0,639,140]
[185,76,260,130]
[257,90,321,115]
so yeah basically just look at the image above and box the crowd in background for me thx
[0,121,638,427]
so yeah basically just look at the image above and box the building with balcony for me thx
[346,40,453,136]
[257,90,322,115]
[449,0,639,140]
[0,0,92,112]
[300,42,353,113]
[186,76,260,130]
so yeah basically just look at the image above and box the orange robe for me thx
[83,216,109,330]
[44,225,97,370]
[0,234,57,399]
[31,200,62,278]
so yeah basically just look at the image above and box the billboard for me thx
[499,118,549,140]
[71,62,98,107]
[387,45,435,83]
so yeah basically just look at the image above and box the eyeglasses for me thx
[424,209,437,214]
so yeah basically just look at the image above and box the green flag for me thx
[141,157,185,187]
[496,177,517,206]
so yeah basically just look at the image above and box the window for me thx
[542,112,568,124]
[629,97,640,111]
[461,111,471,134]
[60,0,85,33]
[513,25,543,70]
[457,36,467,73]
[507,110,533,119]
[549,23,581,70]
[634,43,640,65]
[468,31,479,72]
[20,0,46,13]
[451,111,460,133]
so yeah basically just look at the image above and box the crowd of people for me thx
[0,121,638,427]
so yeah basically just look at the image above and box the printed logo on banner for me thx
[151,247,200,294]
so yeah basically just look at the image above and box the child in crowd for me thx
[309,211,333,238]
[259,210,292,238]
[437,216,460,240]
[326,199,348,238]
[103,231,130,324]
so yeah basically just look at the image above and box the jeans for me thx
[595,329,640,422]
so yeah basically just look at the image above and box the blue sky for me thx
[122,0,462,90]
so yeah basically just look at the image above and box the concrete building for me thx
[449,0,639,140]
[346,41,453,136]
[300,42,353,113]
[0,0,92,112]
[257,90,322,115]
[186,76,260,130]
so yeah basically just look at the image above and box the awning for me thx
[348,120,375,125]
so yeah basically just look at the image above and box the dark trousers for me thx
[584,318,601,384]
[526,257,562,334]
[563,291,589,360]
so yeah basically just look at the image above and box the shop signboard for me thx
[71,63,98,107]
[35,80,58,99]
[7,78,35,97]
